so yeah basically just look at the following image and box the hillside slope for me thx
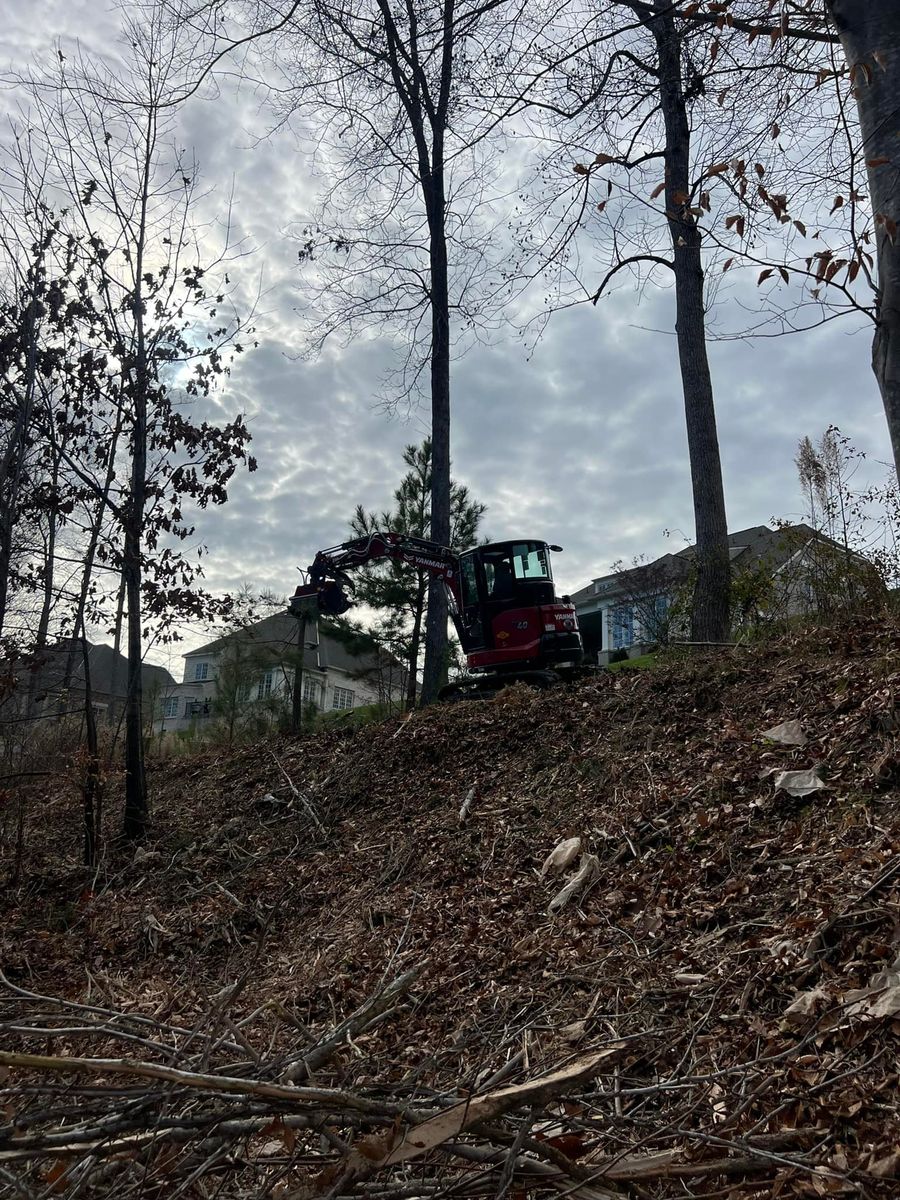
[4,621,900,1197]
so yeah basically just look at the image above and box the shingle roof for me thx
[27,641,176,699]
[571,523,830,604]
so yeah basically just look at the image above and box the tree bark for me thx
[419,7,454,706]
[647,1,731,642]
[827,2,900,483]
[420,220,451,704]
[406,574,427,710]
[0,290,38,640]
[121,457,147,839]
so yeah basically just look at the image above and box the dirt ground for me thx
[3,619,900,1196]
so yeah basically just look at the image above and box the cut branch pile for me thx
[4,619,900,1197]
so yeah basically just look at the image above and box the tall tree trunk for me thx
[0,293,38,639]
[406,574,427,710]
[122,386,148,839]
[828,2,900,483]
[649,2,731,642]
[420,179,452,704]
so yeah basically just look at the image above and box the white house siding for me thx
[155,633,399,735]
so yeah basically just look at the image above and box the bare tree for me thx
[175,0,528,702]
[15,8,256,837]
[514,0,778,640]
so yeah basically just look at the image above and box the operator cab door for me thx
[457,551,486,652]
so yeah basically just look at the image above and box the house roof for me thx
[26,640,176,700]
[571,523,830,605]
[185,613,403,681]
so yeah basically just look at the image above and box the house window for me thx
[332,686,355,711]
[163,696,179,718]
[257,670,274,700]
[193,662,209,681]
[611,605,634,650]
[187,699,211,718]
[303,678,321,707]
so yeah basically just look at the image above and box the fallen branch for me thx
[345,1043,628,1177]
[283,964,425,1082]
[0,1050,402,1116]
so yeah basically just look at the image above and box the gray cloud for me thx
[3,3,893,668]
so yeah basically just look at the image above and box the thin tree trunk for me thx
[291,613,308,733]
[827,2,900,483]
[108,570,126,726]
[648,1,731,642]
[121,107,155,840]
[406,575,427,710]
[79,633,102,867]
[0,291,39,639]
[420,168,452,704]
[26,455,59,715]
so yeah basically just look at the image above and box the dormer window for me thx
[193,662,209,681]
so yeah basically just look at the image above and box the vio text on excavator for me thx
[290,531,585,701]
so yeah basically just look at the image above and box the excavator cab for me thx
[453,541,582,673]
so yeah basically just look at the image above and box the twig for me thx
[270,752,327,835]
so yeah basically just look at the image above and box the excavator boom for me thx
[291,531,461,617]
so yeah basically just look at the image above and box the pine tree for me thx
[349,441,485,708]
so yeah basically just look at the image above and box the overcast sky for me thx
[2,3,891,674]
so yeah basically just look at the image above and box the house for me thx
[155,612,406,733]
[572,524,883,661]
[10,639,176,723]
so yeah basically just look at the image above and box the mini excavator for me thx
[290,531,584,701]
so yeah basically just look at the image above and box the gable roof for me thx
[185,613,403,681]
[572,523,839,604]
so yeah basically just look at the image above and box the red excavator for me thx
[289,531,584,700]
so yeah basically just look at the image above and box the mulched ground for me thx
[3,618,900,1196]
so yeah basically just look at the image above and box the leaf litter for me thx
[2,618,900,1197]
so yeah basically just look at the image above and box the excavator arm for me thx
[290,531,462,617]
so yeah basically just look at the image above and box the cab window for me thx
[511,543,551,582]
[459,553,479,607]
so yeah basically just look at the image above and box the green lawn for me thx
[606,653,658,672]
